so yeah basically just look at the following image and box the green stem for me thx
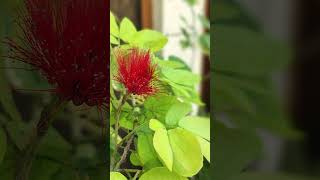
[132,170,141,180]
[111,93,128,170]
[16,97,66,180]
[115,121,147,149]
[120,169,141,173]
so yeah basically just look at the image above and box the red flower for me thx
[5,0,109,107]
[115,48,159,96]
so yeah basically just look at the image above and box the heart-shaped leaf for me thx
[168,128,203,177]
[179,116,210,141]
[153,129,173,171]
[110,172,127,180]
[140,167,187,180]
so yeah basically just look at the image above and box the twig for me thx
[119,169,141,173]
[114,133,135,170]
[132,170,141,180]
[115,121,147,149]
[111,93,128,169]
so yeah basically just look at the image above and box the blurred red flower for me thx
[115,48,159,96]
[5,0,109,107]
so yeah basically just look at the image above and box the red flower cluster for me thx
[115,48,159,96]
[6,0,109,107]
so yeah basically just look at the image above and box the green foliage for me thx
[137,132,162,170]
[179,116,210,141]
[212,121,261,179]
[153,128,173,171]
[111,172,127,180]
[165,102,191,127]
[110,12,210,179]
[183,0,197,6]
[178,7,210,56]
[0,128,7,164]
[213,26,290,76]
[119,17,137,43]
[211,0,311,180]
[168,128,203,177]
[140,167,188,180]
[130,30,168,52]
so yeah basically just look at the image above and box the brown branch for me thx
[114,133,135,170]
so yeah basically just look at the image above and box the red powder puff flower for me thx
[115,48,159,96]
[5,0,109,107]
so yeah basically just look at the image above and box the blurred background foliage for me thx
[0,1,107,179]
[2,0,319,179]
[212,0,320,180]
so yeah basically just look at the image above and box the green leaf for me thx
[212,74,257,115]
[213,73,300,138]
[8,61,50,90]
[129,151,142,166]
[137,132,162,170]
[162,68,200,87]
[0,127,7,164]
[168,128,203,177]
[212,0,260,30]
[111,35,119,45]
[110,172,127,180]
[140,167,187,180]
[164,80,191,99]
[110,128,122,149]
[198,15,210,29]
[0,142,17,179]
[149,119,166,131]
[214,0,242,21]
[180,27,191,49]
[164,79,203,105]
[110,12,119,37]
[5,121,32,150]
[167,56,191,71]
[178,116,210,141]
[153,129,173,171]
[119,116,134,130]
[144,95,179,123]
[119,17,137,43]
[196,136,210,162]
[199,33,210,55]
[37,128,72,160]
[131,30,168,52]
[156,58,187,70]
[245,89,300,138]
[52,167,74,180]
[29,159,61,180]
[0,66,22,123]
[72,144,97,170]
[213,25,290,76]
[165,102,192,127]
[184,0,197,6]
[212,121,262,180]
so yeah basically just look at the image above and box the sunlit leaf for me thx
[153,129,173,171]
[140,167,187,180]
[110,172,127,180]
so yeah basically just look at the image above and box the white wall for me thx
[152,0,206,113]
[152,0,206,75]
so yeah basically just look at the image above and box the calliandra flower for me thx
[115,48,159,96]
[5,0,109,107]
